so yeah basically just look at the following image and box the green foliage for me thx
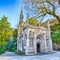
[16,50,25,55]
[0,48,6,54]
[7,38,17,52]
[11,47,17,52]
[13,29,18,38]
[0,15,13,47]
[51,24,60,32]
[28,18,40,26]
[51,23,60,44]
[51,32,60,44]
[1,41,8,47]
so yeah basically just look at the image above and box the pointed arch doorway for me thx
[37,43,40,52]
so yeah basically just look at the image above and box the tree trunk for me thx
[47,12,60,22]
[53,14,60,23]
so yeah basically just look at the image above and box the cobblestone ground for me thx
[0,51,60,60]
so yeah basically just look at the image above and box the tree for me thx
[51,23,60,44]
[28,18,40,26]
[13,29,18,38]
[23,0,38,18]
[24,0,60,22]
[58,0,60,4]
[51,23,60,32]
[0,15,13,47]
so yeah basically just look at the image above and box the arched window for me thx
[29,31,34,39]
[36,34,42,39]
[29,31,34,46]
[29,38,34,46]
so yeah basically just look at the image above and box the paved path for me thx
[1,51,17,56]
[0,51,60,60]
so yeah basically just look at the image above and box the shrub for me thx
[6,38,17,51]
[51,32,60,44]
[11,47,17,52]
[2,41,8,47]
[0,48,5,54]
[16,50,25,55]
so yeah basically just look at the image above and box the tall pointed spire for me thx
[26,12,29,27]
[19,8,23,24]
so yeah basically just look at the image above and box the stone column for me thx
[17,25,20,52]
[17,35,20,51]
[47,21,53,51]
[40,32,47,53]
[25,30,30,55]
[17,36,19,51]
[43,32,47,52]
[34,35,37,54]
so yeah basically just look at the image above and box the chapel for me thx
[17,9,53,55]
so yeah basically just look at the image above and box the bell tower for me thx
[17,9,24,41]
[18,9,24,35]
[17,9,24,51]
[19,9,23,24]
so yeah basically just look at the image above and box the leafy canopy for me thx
[0,15,13,42]
[28,18,40,26]
[51,24,60,32]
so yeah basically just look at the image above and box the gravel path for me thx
[1,51,17,56]
[0,51,60,60]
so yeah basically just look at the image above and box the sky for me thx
[0,0,22,28]
[0,0,60,28]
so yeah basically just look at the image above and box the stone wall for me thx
[53,43,60,50]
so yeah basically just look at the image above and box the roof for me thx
[41,19,59,27]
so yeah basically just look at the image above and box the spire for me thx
[19,8,23,24]
[26,12,29,27]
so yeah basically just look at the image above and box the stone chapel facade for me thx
[17,9,53,55]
